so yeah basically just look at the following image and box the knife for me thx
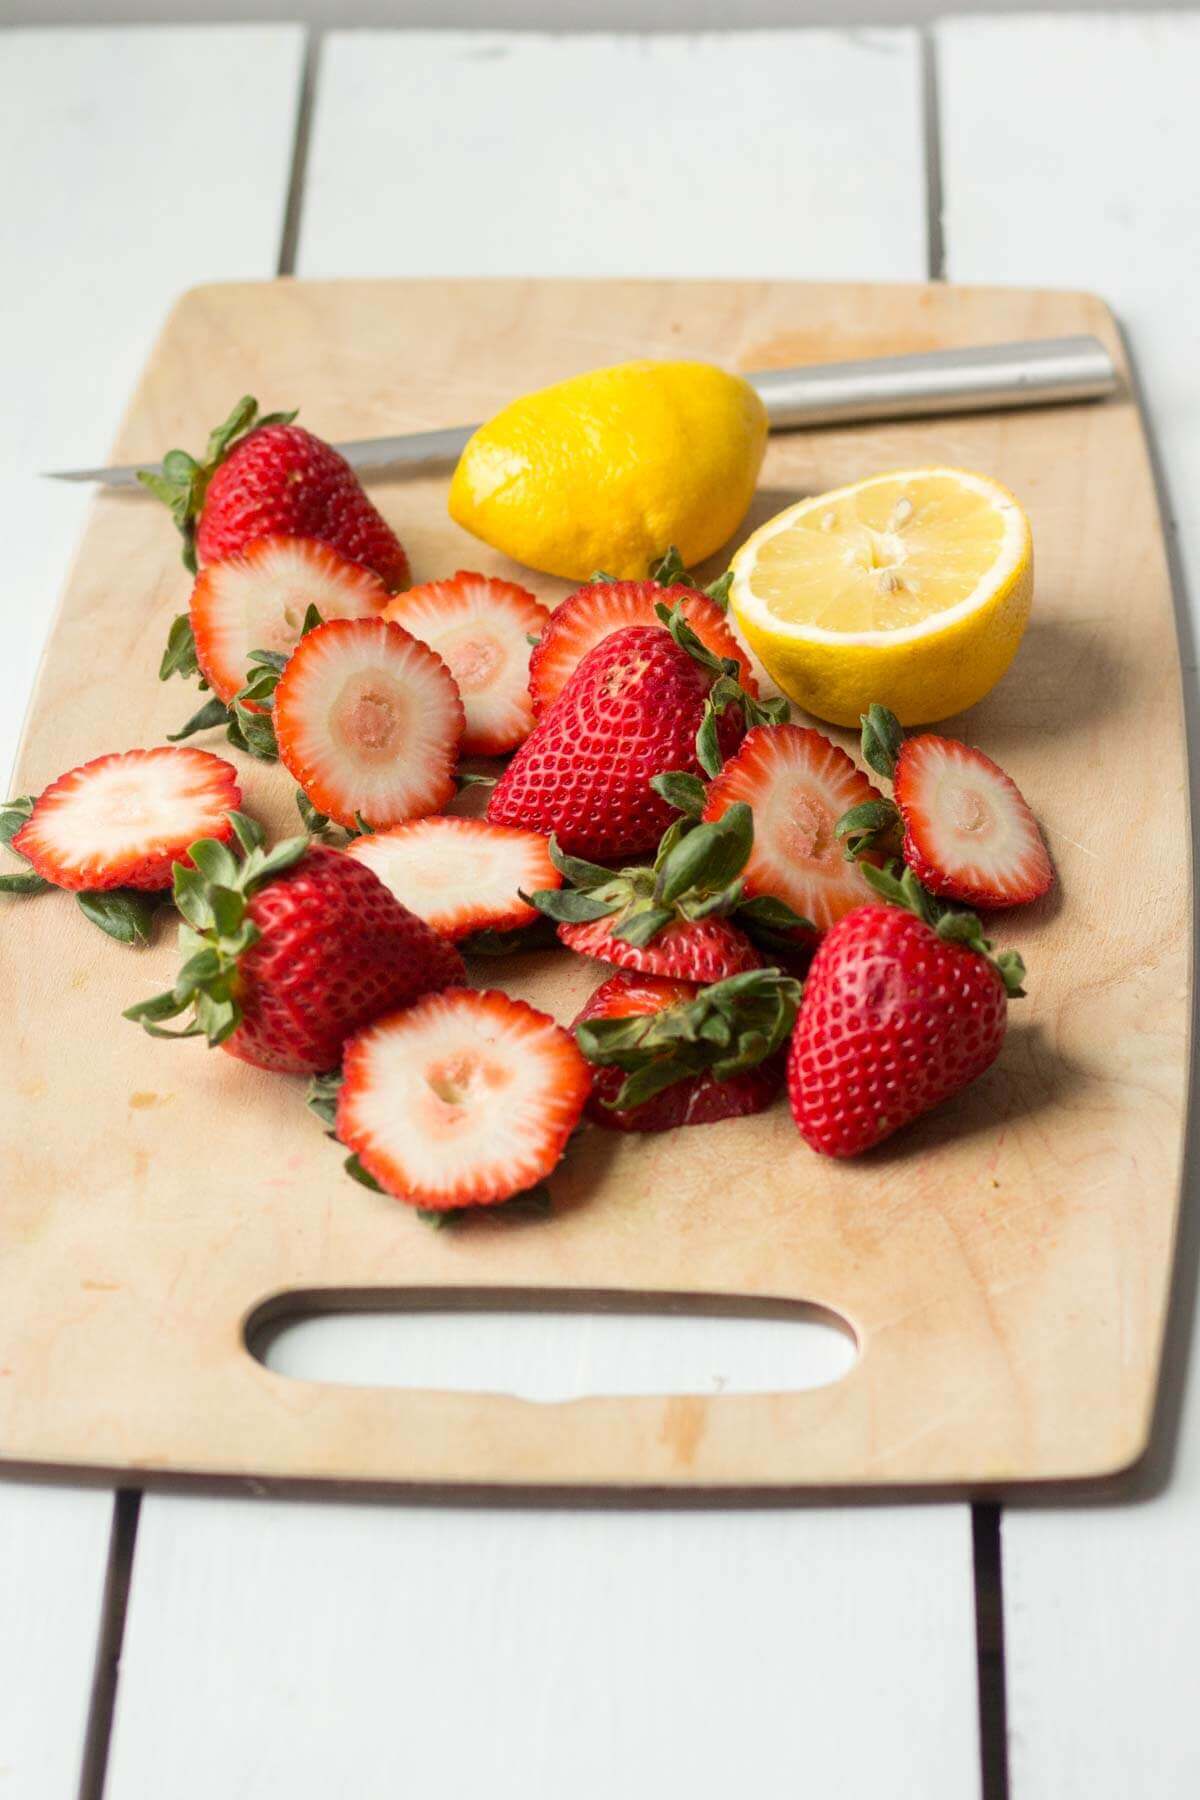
[45,336,1117,487]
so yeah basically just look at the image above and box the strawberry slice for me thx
[336,987,592,1210]
[559,913,761,983]
[894,734,1054,908]
[12,747,241,891]
[273,617,464,829]
[528,580,757,716]
[190,536,390,705]
[574,969,797,1133]
[383,572,549,755]
[702,724,883,933]
[345,817,560,941]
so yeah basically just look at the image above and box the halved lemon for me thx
[729,468,1033,727]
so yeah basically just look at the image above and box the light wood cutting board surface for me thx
[0,278,1189,1495]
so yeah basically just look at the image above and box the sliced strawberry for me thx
[272,617,464,830]
[528,581,757,716]
[559,913,762,984]
[574,970,794,1133]
[345,817,559,941]
[336,987,592,1210]
[894,735,1054,909]
[702,724,883,933]
[190,536,390,706]
[12,747,241,892]
[383,572,549,755]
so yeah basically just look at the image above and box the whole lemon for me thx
[449,360,768,581]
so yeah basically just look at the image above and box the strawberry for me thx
[835,705,1054,911]
[11,748,241,892]
[344,817,560,941]
[188,536,390,707]
[528,578,756,717]
[125,814,464,1074]
[894,734,1054,909]
[139,396,409,587]
[702,723,884,934]
[527,804,807,981]
[272,617,464,830]
[574,968,799,1132]
[383,572,549,755]
[335,987,592,1210]
[787,869,1027,1157]
[488,602,785,860]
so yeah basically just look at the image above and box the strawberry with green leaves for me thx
[124,813,464,1074]
[787,860,1027,1157]
[575,967,801,1132]
[527,549,755,716]
[527,798,810,982]
[488,598,786,861]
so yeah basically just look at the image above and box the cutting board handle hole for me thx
[249,1289,858,1401]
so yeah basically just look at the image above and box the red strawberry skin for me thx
[575,974,782,1133]
[528,581,757,716]
[227,846,463,1074]
[559,914,762,983]
[787,904,1008,1157]
[197,424,410,590]
[487,624,744,859]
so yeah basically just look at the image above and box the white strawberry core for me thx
[948,783,993,836]
[437,628,504,694]
[780,790,835,864]
[330,670,407,763]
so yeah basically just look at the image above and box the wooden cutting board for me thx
[0,279,1188,1496]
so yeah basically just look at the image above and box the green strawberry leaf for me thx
[650,770,708,818]
[860,703,904,783]
[76,889,158,946]
[168,695,232,743]
[159,613,201,683]
[0,795,35,849]
[0,870,51,895]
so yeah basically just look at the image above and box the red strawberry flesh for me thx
[559,913,762,983]
[336,987,592,1208]
[894,734,1054,909]
[703,723,883,933]
[12,747,241,892]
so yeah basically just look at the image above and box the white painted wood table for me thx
[1,17,1196,1797]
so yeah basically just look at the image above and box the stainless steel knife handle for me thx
[46,336,1118,486]
[750,335,1117,429]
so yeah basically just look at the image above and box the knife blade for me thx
[45,336,1117,487]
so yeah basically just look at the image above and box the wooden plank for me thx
[300,29,926,280]
[937,12,1200,1795]
[108,28,980,1800]
[0,25,306,1797]
[108,1493,979,1800]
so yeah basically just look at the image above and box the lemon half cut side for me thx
[729,467,1033,727]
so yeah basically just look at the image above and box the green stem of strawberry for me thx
[138,395,298,576]
[577,967,803,1111]
[123,811,308,1045]
[860,860,1027,997]
[525,803,813,947]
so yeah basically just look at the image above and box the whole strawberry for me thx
[487,603,785,860]
[139,396,410,588]
[125,814,463,1074]
[788,869,1026,1157]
